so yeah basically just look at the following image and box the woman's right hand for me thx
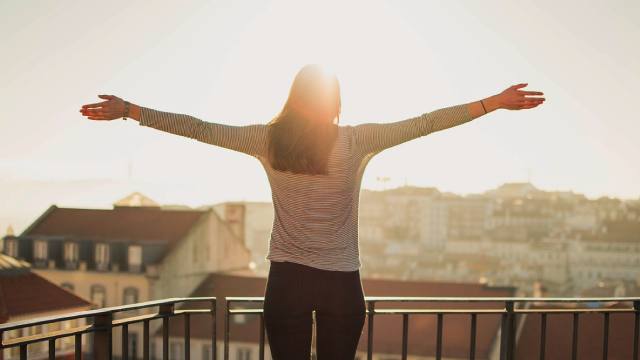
[79,94,127,120]
[495,83,545,110]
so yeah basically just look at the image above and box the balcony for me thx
[1,297,639,360]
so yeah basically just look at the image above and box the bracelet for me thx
[123,101,130,121]
[480,100,488,114]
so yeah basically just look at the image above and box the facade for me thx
[208,201,274,276]
[349,183,640,297]
[1,192,252,359]
[0,254,92,360]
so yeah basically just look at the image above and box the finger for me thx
[521,96,545,102]
[87,116,109,120]
[81,101,109,108]
[81,108,105,115]
[512,83,528,89]
[98,94,116,100]
[521,102,542,109]
[516,99,544,104]
[517,90,544,95]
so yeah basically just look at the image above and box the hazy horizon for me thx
[2,0,639,234]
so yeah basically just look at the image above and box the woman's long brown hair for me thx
[267,64,341,175]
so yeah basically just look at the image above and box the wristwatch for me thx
[123,101,130,121]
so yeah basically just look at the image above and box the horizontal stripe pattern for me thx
[139,103,474,271]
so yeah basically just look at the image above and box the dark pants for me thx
[263,260,366,360]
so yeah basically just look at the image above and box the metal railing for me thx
[0,297,216,360]
[226,296,640,360]
[2,296,639,360]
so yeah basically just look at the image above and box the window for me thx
[47,323,62,350]
[202,344,211,360]
[64,242,79,262]
[95,243,110,271]
[123,287,139,305]
[60,321,74,348]
[150,339,156,360]
[34,240,48,260]
[61,282,74,292]
[128,245,142,272]
[233,307,248,324]
[129,333,138,360]
[8,329,22,357]
[90,285,106,308]
[5,239,18,257]
[29,325,45,355]
[170,341,183,360]
[237,347,251,360]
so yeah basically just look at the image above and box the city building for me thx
[1,192,251,359]
[0,253,92,360]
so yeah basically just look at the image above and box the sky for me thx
[1,0,639,234]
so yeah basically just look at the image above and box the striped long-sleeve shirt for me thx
[138,103,475,271]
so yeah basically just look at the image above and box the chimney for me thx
[532,280,547,297]
[224,203,246,242]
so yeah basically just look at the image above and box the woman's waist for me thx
[270,259,360,275]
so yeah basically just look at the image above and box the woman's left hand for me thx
[79,95,126,120]
[495,84,545,111]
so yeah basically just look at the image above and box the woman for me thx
[80,64,544,359]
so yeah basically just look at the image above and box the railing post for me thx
[366,301,375,360]
[539,312,547,360]
[49,338,56,360]
[571,312,579,360]
[436,313,443,360]
[508,302,516,359]
[143,320,150,360]
[93,312,114,360]
[224,299,230,360]
[211,299,217,360]
[159,303,174,360]
[75,333,82,360]
[122,324,129,360]
[259,311,265,360]
[184,313,190,360]
[469,313,477,360]
[633,301,639,360]
[500,301,515,360]
[401,313,409,360]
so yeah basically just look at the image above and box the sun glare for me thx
[221,0,434,125]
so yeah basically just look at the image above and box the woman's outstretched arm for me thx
[351,83,545,157]
[80,95,268,158]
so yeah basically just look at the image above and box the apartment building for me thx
[2,192,252,359]
[0,254,92,360]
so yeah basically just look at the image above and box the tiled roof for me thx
[161,269,515,358]
[21,205,208,243]
[0,257,92,321]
